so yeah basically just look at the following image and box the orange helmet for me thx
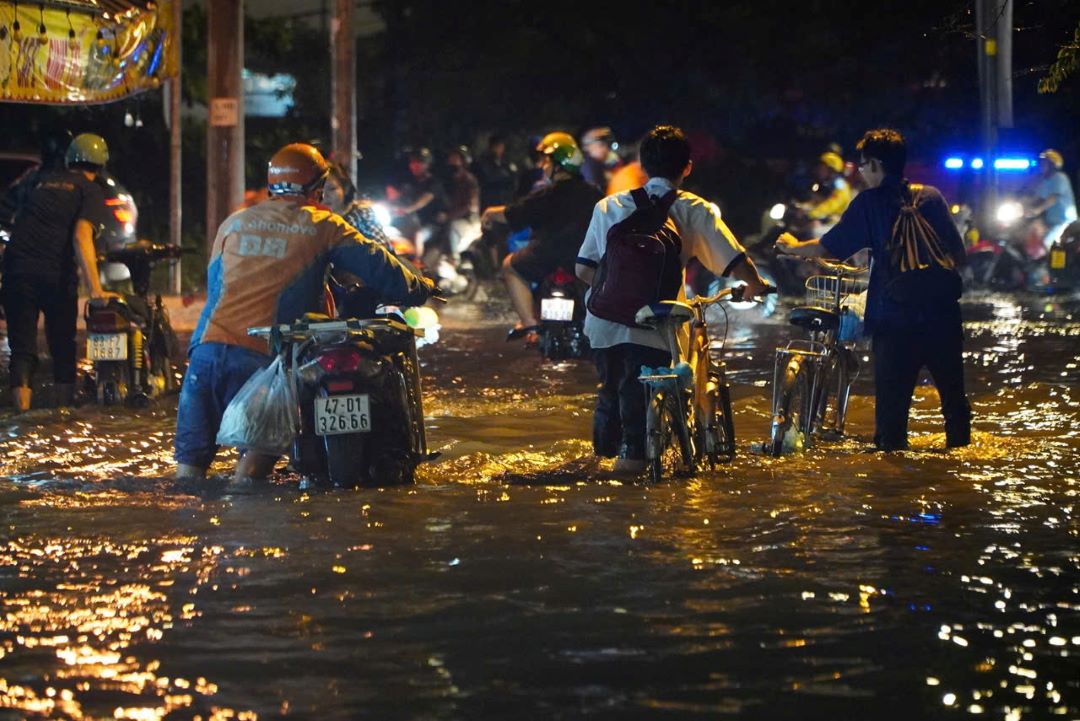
[267,143,329,196]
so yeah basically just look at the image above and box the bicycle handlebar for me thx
[777,253,868,275]
[690,283,777,307]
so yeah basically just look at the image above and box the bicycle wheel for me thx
[832,348,857,435]
[716,382,736,459]
[698,372,736,466]
[646,391,692,483]
[769,356,812,456]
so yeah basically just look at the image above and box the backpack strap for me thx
[656,189,678,213]
[630,186,679,212]
[629,187,652,208]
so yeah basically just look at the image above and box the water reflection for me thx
[0,534,252,720]
[0,294,1076,718]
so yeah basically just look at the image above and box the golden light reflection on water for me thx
[0,299,1077,717]
[0,536,256,720]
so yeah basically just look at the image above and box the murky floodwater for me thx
[1,292,1077,720]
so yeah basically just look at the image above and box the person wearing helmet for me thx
[580,126,622,191]
[481,132,602,341]
[0,132,118,411]
[805,150,853,226]
[175,142,435,489]
[1028,149,1077,249]
[385,146,447,254]
[442,146,480,259]
[0,127,72,228]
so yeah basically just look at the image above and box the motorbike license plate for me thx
[1050,249,1066,270]
[87,333,128,361]
[540,297,575,322]
[314,394,371,436]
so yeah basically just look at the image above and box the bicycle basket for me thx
[804,274,869,308]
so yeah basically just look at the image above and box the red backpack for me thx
[587,188,683,327]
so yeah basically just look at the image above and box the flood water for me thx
[1,292,1077,720]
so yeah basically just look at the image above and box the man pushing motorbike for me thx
[1,132,119,411]
[174,143,435,489]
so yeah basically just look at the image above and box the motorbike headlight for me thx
[769,203,787,221]
[996,201,1023,226]
[372,202,393,228]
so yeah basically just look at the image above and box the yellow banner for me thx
[0,1,177,104]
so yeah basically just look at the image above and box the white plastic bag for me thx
[215,355,298,455]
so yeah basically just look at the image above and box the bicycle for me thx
[767,256,869,456]
[636,285,772,483]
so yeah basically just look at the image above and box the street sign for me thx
[209,97,240,127]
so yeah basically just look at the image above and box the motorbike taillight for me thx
[549,267,576,286]
[316,347,363,373]
[87,310,128,332]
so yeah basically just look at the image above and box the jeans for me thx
[174,342,271,468]
[872,321,971,451]
[0,274,78,387]
[593,343,672,459]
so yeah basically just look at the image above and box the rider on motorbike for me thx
[443,146,481,260]
[322,162,405,318]
[481,132,602,344]
[323,162,394,253]
[805,151,853,228]
[1027,149,1077,250]
[174,142,435,489]
[580,126,623,191]
[385,147,447,258]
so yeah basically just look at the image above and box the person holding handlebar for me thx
[174,142,436,487]
[776,128,971,452]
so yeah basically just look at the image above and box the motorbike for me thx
[734,198,829,300]
[84,241,182,406]
[248,309,439,490]
[372,200,472,296]
[960,199,1046,291]
[1047,221,1080,292]
[505,265,590,361]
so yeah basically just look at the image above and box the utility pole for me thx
[976,0,1013,226]
[331,0,357,181]
[206,0,245,257]
[167,0,183,294]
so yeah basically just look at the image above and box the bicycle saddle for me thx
[788,305,839,331]
[634,301,694,327]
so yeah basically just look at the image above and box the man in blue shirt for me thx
[775,128,971,452]
[1028,149,1077,249]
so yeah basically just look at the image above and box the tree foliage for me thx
[1039,21,1080,94]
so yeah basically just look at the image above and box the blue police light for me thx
[970,157,984,170]
[993,157,1032,171]
[944,157,964,170]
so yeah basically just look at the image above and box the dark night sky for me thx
[2,0,1079,247]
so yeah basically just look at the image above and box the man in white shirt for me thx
[576,125,770,473]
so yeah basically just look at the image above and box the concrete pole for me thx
[168,0,183,294]
[331,0,357,182]
[206,0,244,257]
[976,0,1013,231]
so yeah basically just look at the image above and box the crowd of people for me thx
[9,121,1080,488]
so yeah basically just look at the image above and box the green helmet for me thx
[66,133,109,168]
[537,132,583,174]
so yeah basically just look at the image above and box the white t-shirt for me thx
[576,177,746,351]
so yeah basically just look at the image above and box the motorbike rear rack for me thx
[248,317,424,340]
